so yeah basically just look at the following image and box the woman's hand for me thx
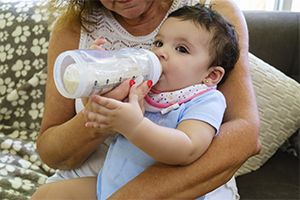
[90,36,107,50]
[81,36,107,104]
[81,79,131,106]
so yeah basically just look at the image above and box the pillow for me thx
[236,53,300,176]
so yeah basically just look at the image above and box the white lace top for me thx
[79,0,200,50]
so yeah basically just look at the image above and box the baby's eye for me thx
[153,40,163,47]
[175,46,189,54]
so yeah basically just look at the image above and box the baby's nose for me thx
[154,48,168,61]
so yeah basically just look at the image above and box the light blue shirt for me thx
[97,89,226,200]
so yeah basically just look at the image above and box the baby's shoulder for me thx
[191,89,225,104]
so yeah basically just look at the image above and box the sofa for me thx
[0,1,299,200]
[236,11,300,200]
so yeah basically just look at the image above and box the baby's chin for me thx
[152,84,177,93]
[151,84,164,92]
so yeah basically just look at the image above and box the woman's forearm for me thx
[37,111,108,170]
[37,17,110,170]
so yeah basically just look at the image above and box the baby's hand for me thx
[83,80,152,135]
[83,94,143,135]
[129,78,153,114]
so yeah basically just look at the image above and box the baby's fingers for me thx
[91,95,122,110]
[83,109,111,127]
[85,121,110,129]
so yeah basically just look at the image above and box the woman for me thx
[37,0,260,198]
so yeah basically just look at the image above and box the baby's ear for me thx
[203,66,225,86]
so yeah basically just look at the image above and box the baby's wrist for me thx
[120,117,145,139]
[125,117,149,141]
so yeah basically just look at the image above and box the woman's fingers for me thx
[103,79,131,101]
[128,80,152,113]
[90,44,104,50]
[94,37,107,45]
[90,37,107,50]
[129,80,152,102]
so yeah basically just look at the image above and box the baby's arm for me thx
[84,85,215,165]
[128,118,215,165]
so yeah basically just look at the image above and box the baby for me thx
[85,3,239,200]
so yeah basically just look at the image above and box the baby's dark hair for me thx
[168,4,240,84]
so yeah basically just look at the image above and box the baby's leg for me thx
[31,176,97,200]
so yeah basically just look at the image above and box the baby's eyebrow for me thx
[176,37,194,48]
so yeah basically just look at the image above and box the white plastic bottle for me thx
[54,48,162,99]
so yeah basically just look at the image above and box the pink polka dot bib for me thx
[144,84,216,114]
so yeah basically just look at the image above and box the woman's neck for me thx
[114,0,173,36]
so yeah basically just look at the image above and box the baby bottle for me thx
[53,48,162,99]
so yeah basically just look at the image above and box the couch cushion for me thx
[0,1,55,199]
[236,53,300,176]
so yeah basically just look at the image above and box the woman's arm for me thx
[37,17,102,169]
[37,17,129,170]
[109,0,261,198]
